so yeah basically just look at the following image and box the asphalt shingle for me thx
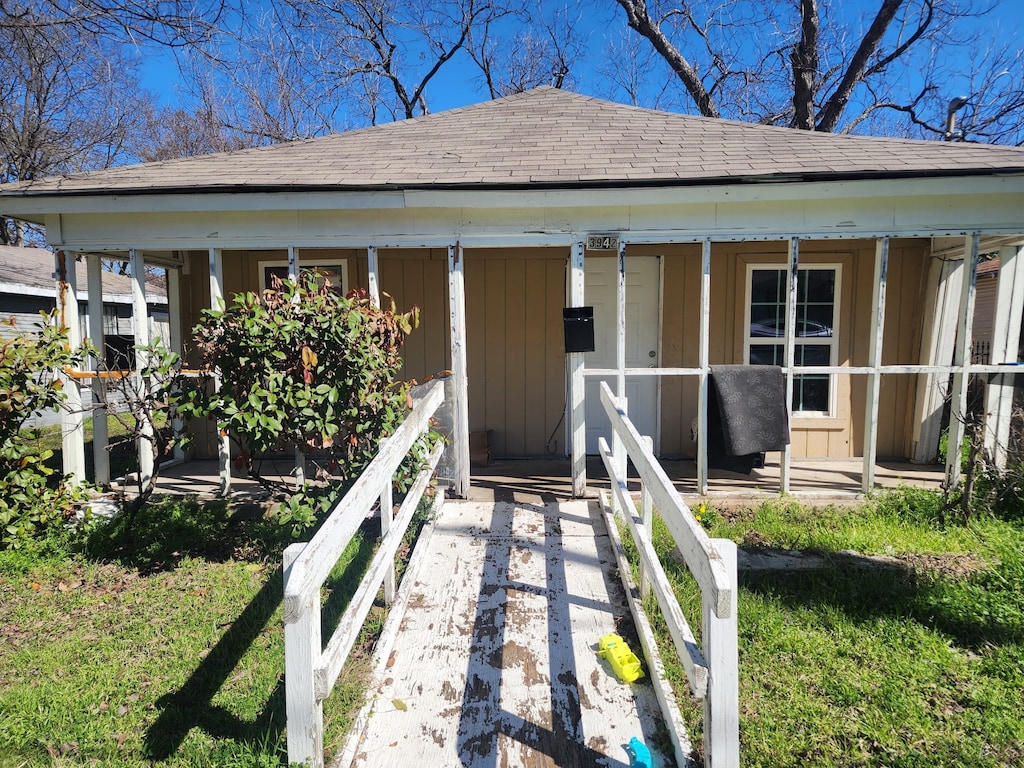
[4,86,1024,197]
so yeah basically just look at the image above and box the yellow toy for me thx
[598,633,644,683]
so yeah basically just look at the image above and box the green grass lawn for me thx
[0,497,384,767]
[633,493,1024,767]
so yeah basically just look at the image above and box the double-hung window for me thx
[746,265,840,416]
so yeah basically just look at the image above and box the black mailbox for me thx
[563,306,595,353]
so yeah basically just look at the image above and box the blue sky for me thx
[137,1,1024,122]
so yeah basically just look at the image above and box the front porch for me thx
[149,455,946,505]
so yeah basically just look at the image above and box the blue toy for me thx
[626,736,653,768]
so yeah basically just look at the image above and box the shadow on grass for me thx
[739,554,1024,650]
[141,512,378,763]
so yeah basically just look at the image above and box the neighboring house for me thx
[0,245,169,364]
[1,87,1023,495]
[0,245,169,426]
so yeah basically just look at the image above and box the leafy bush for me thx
[870,484,945,528]
[181,274,429,534]
[0,313,91,549]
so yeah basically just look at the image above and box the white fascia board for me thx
[403,173,1024,209]
[1,189,407,220]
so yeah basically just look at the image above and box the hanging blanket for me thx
[710,365,790,456]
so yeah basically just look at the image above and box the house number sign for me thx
[586,234,620,250]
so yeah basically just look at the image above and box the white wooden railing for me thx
[283,379,445,767]
[597,381,740,768]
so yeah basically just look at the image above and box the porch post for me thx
[55,250,86,485]
[367,245,381,307]
[910,255,963,462]
[86,253,110,485]
[613,240,628,481]
[697,239,711,495]
[447,243,470,498]
[209,247,231,496]
[287,246,305,489]
[862,238,889,494]
[780,238,800,493]
[166,266,185,462]
[569,241,587,497]
[983,244,1024,467]
[945,235,979,490]
[130,249,155,490]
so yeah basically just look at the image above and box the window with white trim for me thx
[745,265,840,416]
[258,259,348,294]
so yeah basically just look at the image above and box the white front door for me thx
[584,256,660,453]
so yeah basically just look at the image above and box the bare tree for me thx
[467,2,588,97]
[611,0,1024,141]
[0,7,151,244]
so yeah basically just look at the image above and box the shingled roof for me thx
[5,86,1024,197]
[0,246,166,300]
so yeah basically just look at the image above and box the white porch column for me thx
[983,244,1024,467]
[287,246,305,488]
[569,241,587,497]
[780,238,799,493]
[130,249,155,490]
[366,245,381,308]
[447,243,470,498]
[910,254,963,462]
[697,239,711,495]
[945,235,980,490]
[613,240,628,481]
[862,238,889,494]
[86,253,110,485]
[166,266,185,462]
[209,247,231,496]
[55,250,86,485]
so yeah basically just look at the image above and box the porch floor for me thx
[152,455,945,504]
[337,497,674,768]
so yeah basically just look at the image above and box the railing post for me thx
[703,539,739,768]
[284,542,323,768]
[639,435,654,599]
[380,439,395,605]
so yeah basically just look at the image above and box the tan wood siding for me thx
[656,239,930,460]
[465,249,567,458]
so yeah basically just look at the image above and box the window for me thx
[258,259,348,294]
[746,265,839,415]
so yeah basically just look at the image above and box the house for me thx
[0,245,169,359]
[1,87,1023,496]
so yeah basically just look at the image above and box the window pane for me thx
[749,344,783,365]
[794,374,829,412]
[796,344,831,366]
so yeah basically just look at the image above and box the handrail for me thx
[597,380,739,768]
[283,378,445,768]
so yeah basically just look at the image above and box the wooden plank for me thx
[703,539,739,768]
[781,238,799,493]
[56,250,86,485]
[448,245,471,497]
[698,239,711,494]
[569,242,586,496]
[862,238,888,493]
[209,248,231,496]
[86,253,110,485]
[598,436,709,696]
[284,380,444,621]
[131,248,155,489]
[345,499,672,768]
[600,382,733,617]
[284,542,323,768]
[945,235,979,489]
[484,257,506,455]
[315,442,443,700]
[984,244,1024,466]
[367,245,380,307]
[524,259,547,453]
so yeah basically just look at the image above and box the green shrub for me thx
[0,314,91,550]
[870,484,945,527]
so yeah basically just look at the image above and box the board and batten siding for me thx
[657,239,930,460]
[464,249,567,458]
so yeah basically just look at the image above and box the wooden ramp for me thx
[336,498,679,768]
